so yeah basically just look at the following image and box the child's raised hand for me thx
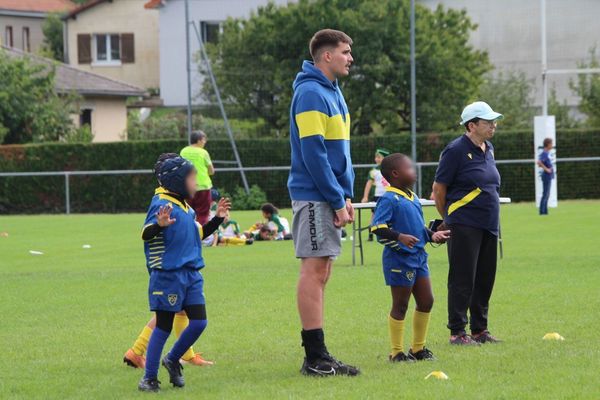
[216,197,232,218]
[398,233,419,249]
[432,230,451,244]
[156,204,176,227]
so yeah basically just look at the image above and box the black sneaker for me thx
[300,354,360,377]
[449,333,480,346]
[161,355,184,387]
[138,377,161,392]
[389,352,415,363]
[471,330,502,344]
[324,353,360,376]
[408,347,436,361]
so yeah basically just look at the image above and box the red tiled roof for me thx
[144,0,163,10]
[64,0,108,19]
[0,0,76,13]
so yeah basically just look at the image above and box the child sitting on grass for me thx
[137,154,231,392]
[260,203,291,240]
[218,212,254,245]
[371,153,450,362]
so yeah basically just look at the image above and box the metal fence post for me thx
[65,172,70,215]
[416,163,423,198]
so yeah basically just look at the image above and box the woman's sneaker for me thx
[389,352,415,363]
[471,330,502,344]
[449,333,481,346]
[408,347,436,361]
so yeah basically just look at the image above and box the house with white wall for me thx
[144,0,291,107]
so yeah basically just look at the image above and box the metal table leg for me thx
[352,215,356,266]
[358,208,364,265]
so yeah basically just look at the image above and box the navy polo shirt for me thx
[434,134,501,235]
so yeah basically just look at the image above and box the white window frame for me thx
[92,33,122,66]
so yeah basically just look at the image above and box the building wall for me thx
[65,0,159,89]
[158,0,291,106]
[420,0,600,107]
[75,96,128,142]
[0,15,45,53]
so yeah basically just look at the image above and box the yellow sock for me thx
[411,310,431,352]
[132,326,153,356]
[173,313,196,361]
[223,237,247,246]
[388,315,405,357]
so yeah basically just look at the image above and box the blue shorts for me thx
[148,268,205,312]
[383,251,429,287]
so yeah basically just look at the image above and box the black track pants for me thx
[446,224,498,335]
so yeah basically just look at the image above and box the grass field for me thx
[1,201,599,399]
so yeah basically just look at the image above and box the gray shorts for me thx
[291,201,342,259]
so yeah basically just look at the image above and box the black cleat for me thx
[389,352,415,363]
[138,377,161,392]
[300,354,360,377]
[161,355,185,387]
[408,347,436,361]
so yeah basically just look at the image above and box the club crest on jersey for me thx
[467,153,473,159]
[168,294,178,306]
[406,271,415,281]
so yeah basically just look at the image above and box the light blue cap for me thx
[460,101,503,125]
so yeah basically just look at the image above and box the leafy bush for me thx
[230,185,268,210]
[127,109,273,140]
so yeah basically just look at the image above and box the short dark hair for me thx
[464,118,481,132]
[543,138,553,148]
[190,130,207,144]
[261,203,278,215]
[309,29,353,61]
[380,153,408,182]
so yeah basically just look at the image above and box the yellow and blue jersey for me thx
[143,187,204,271]
[287,60,354,211]
[371,187,430,265]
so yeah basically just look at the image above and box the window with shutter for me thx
[121,33,135,63]
[77,34,92,64]
[5,26,13,47]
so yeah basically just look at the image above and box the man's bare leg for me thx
[297,257,331,329]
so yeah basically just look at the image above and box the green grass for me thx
[1,201,599,399]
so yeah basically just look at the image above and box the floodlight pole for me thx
[191,21,250,194]
[540,0,548,116]
[185,0,193,143]
[410,0,417,163]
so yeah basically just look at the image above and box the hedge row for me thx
[1,129,599,213]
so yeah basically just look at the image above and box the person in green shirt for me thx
[180,131,215,224]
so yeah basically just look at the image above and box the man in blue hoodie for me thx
[288,29,359,376]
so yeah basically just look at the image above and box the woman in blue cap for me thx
[432,101,503,346]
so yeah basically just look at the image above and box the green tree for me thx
[202,0,491,135]
[41,13,65,61]
[0,50,78,144]
[569,47,600,127]
[478,70,535,130]
[548,87,580,129]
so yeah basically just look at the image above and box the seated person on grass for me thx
[261,203,292,240]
